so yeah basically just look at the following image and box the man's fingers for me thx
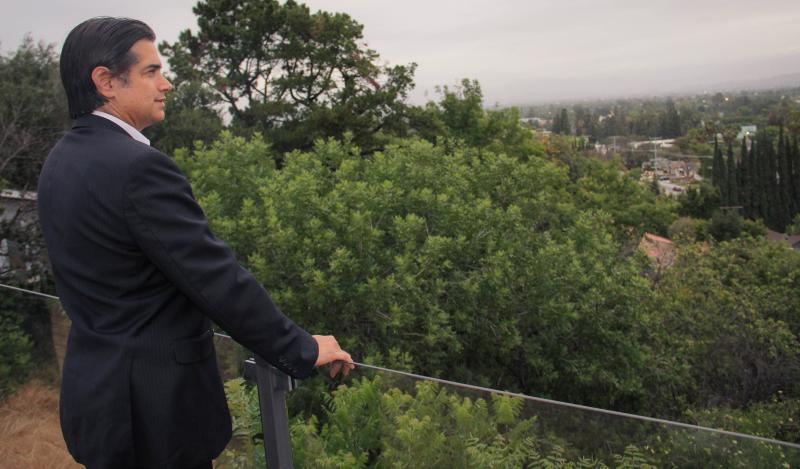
[313,335,355,377]
[336,352,354,376]
[330,361,342,378]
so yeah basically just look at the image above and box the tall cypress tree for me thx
[739,137,750,215]
[662,99,681,138]
[726,140,739,207]
[552,110,561,134]
[763,131,778,228]
[749,138,760,220]
[560,108,570,135]
[792,134,800,217]
[755,131,769,223]
[712,136,727,202]
[778,127,793,229]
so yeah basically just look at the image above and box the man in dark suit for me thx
[37,17,353,469]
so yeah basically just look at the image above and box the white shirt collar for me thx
[91,111,150,146]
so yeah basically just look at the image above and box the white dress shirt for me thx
[91,110,150,146]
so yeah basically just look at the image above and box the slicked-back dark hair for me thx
[60,17,155,119]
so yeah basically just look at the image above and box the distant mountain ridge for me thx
[692,73,800,93]
[512,72,800,107]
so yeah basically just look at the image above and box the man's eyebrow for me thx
[141,63,162,73]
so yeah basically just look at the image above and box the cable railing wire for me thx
[5,281,800,452]
[0,282,59,300]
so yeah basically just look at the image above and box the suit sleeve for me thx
[124,149,318,378]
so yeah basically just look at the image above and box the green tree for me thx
[0,292,34,400]
[725,140,739,207]
[660,98,681,138]
[161,0,416,154]
[788,133,799,217]
[179,134,653,409]
[760,130,780,228]
[738,137,750,216]
[708,209,742,241]
[551,108,562,134]
[558,108,570,135]
[646,238,800,414]
[143,80,224,156]
[793,135,800,213]
[747,137,760,219]
[410,79,545,160]
[788,213,800,235]
[711,136,727,202]
[0,36,68,189]
[778,128,795,228]
[677,182,720,219]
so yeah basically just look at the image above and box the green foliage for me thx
[181,133,657,409]
[144,80,224,156]
[688,397,800,443]
[224,375,662,468]
[0,36,68,189]
[161,0,415,154]
[227,373,800,468]
[788,213,800,235]
[645,237,800,415]
[660,99,681,138]
[669,217,703,243]
[708,209,743,241]
[735,128,800,232]
[552,108,570,135]
[677,182,720,219]
[554,150,677,237]
[409,79,546,160]
[0,293,34,399]
[216,378,265,469]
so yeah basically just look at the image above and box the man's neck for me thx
[91,110,151,146]
[94,104,138,130]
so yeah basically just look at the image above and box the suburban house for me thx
[766,229,800,251]
[639,232,676,269]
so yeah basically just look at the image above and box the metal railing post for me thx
[253,355,296,469]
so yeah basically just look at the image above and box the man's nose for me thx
[161,76,173,92]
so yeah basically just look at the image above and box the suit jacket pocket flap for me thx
[173,329,214,364]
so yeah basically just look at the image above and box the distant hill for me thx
[507,70,800,107]
[694,73,800,93]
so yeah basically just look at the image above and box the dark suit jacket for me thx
[37,114,318,469]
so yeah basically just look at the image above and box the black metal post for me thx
[252,356,296,469]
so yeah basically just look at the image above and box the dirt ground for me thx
[0,379,82,469]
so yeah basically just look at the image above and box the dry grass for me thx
[0,379,82,469]
[0,379,233,469]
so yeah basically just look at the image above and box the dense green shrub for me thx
[222,373,800,468]
[687,397,800,443]
[178,133,657,409]
[180,131,800,454]
[645,238,800,415]
[222,375,662,469]
[0,293,34,399]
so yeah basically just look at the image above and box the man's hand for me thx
[313,335,355,378]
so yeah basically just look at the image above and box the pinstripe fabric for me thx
[38,114,318,468]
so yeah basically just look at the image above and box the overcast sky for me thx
[2,0,799,105]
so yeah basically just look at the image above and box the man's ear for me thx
[91,66,116,100]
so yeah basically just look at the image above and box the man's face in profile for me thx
[112,39,172,131]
